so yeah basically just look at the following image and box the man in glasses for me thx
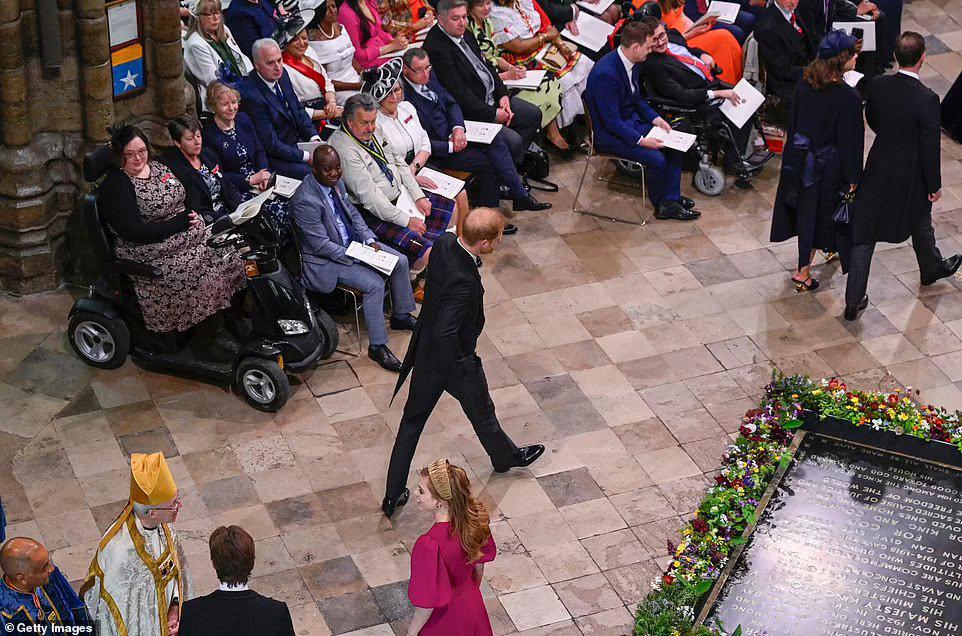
[401,48,550,214]
[82,453,189,636]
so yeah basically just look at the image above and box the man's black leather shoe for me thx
[654,201,699,221]
[503,223,519,235]
[369,344,402,372]
[844,295,869,321]
[390,313,417,331]
[381,488,409,518]
[493,444,545,473]
[680,196,696,210]
[921,254,962,286]
[513,195,552,212]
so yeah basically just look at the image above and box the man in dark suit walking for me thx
[382,208,544,517]
[844,32,962,321]
[421,0,542,163]
[239,38,320,178]
[400,48,549,212]
[754,0,816,106]
[178,526,294,636]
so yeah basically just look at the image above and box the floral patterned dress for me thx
[112,162,245,333]
[217,128,293,244]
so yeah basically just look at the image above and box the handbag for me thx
[520,142,559,192]
[833,188,855,224]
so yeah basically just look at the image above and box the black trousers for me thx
[384,356,518,500]
[845,214,945,307]
[500,97,543,164]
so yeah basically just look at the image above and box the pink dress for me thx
[337,0,395,69]
[408,522,497,635]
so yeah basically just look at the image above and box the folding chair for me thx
[573,96,648,226]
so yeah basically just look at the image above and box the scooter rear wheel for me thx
[313,309,339,360]
[68,311,130,369]
[236,357,290,412]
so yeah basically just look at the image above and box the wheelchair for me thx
[67,145,338,412]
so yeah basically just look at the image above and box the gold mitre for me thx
[129,452,177,505]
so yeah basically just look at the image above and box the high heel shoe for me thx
[792,276,819,292]
[381,487,410,518]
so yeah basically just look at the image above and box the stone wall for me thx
[0,0,188,295]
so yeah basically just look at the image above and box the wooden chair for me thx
[574,96,648,225]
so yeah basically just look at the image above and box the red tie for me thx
[697,0,709,14]
[790,13,803,34]
[668,50,715,81]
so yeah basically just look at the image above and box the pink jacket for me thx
[337,0,395,69]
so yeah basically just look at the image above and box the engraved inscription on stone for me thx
[707,434,962,636]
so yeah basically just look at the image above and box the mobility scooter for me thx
[67,145,338,412]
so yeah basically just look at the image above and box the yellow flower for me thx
[898,413,909,421]
[673,561,681,568]
[812,389,822,395]
[851,396,859,404]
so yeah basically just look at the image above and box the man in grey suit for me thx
[290,145,418,371]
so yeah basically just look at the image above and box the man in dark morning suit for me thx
[844,32,962,321]
[400,48,549,212]
[239,38,320,179]
[381,208,545,518]
[641,21,766,171]
[754,0,816,104]
[584,20,700,221]
[421,0,542,164]
[290,145,418,372]
[224,0,284,59]
[178,526,294,636]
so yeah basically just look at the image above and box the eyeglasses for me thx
[151,496,182,512]
[411,64,433,74]
[653,32,668,41]
[198,11,221,16]
[389,85,404,95]
[123,149,148,160]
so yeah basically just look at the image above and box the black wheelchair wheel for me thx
[235,357,290,412]
[68,311,130,370]
[313,309,340,360]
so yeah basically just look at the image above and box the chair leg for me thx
[335,288,363,357]
[574,158,644,226]
[572,155,591,215]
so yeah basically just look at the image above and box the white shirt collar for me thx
[617,47,635,80]
[898,69,920,80]
[457,237,477,260]
[443,27,465,46]
[218,582,250,592]
[257,72,278,90]
[775,3,794,21]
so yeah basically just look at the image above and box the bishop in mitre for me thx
[81,452,190,635]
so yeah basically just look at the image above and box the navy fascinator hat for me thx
[818,29,859,59]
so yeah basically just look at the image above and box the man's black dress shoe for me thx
[844,295,869,321]
[921,254,962,286]
[369,344,402,372]
[513,195,552,212]
[389,313,417,331]
[680,196,696,210]
[503,223,519,236]
[382,488,410,518]
[654,201,699,221]
[493,444,546,473]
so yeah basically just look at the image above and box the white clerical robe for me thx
[82,509,190,636]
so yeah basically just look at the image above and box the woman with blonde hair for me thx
[184,0,252,108]
[407,459,496,636]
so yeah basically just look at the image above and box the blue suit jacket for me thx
[290,173,377,294]
[239,72,316,170]
[224,0,280,58]
[402,75,466,159]
[585,50,659,151]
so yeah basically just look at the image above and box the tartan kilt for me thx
[362,191,455,261]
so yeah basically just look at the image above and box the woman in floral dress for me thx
[98,125,245,334]
[202,81,294,244]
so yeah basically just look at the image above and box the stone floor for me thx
[4,6,962,634]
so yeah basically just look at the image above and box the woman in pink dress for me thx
[338,0,409,69]
[407,459,496,636]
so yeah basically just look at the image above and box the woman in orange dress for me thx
[659,0,743,83]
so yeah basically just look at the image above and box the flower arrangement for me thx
[633,372,962,636]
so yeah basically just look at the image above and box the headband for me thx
[427,458,453,501]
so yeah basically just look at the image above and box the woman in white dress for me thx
[183,0,252,109]
[489,0,593,131]
[279,11,342,122]
[306,0,364,105]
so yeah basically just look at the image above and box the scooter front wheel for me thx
[236,357,290,412]
[68,311,130,369]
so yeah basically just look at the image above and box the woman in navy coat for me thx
[771,31,864,292]
[202,81,293,243]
